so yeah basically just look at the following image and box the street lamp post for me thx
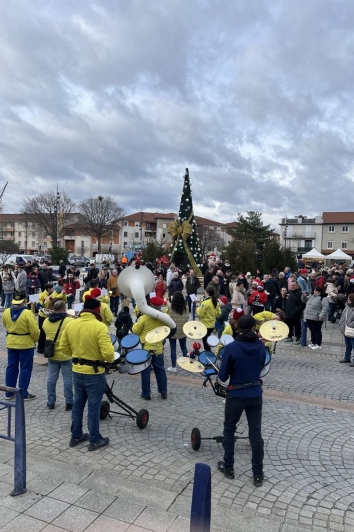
[54,189,60,247]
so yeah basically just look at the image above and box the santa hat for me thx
[350,276,354,283]
[219,296,229,305]
[150,296,165,307]
[232,308,245,321]
[257,285,264,290]
[299,269,308,274]
[84,288,101,300]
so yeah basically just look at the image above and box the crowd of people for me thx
[2,253,354,484]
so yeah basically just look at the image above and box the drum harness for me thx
[72,358,109,374]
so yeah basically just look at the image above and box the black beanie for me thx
[123,306,130,312]
[237,315,256,331]
[83,298,101,310]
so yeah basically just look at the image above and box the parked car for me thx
[68,255,90,267]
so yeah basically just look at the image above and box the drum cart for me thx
[100,380,149,429]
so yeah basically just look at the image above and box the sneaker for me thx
[166,367,177,373]
[283,338,293,343]
[47,403,55,409]
[161,393,167,399]
[217,461,234,480]
[293,338,301,345]
[308,343,314,348]
[65,404,73,411]
[88,437,109,451]
[5,394,15,401]
[24,394,36,401]
[140,394,151,401]
[69,433,89,448]
[310,344,322,350]
[339,359,351,363]
[349,363,354,367]
[253,475,264,487]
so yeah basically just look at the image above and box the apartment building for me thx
[322,212,354,256]
[279,215,323,253]
[0,214,49,254]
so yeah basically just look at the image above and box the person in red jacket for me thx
[248,284,268,315]
[63,273,80,310]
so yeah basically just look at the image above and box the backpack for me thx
[117,320,128,338]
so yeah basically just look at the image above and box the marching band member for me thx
[132,296,168,401]
[196,287,221,350]
[60,294,114,451]
[217,315,266,487]
[83,288,114,329]
[36,283,55,354]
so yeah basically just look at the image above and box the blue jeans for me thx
[169,337,188,367]
[67,294,74,310]
[223,394,264,476]
[110,297,119,315]
[301,319,308,346]
[5,348,34,398]
[328,302,336,320]
[141,354,167,397]
[4,293,13,309]
[47,359,74,406]
[71,372,106,443]
[344,336,354,361]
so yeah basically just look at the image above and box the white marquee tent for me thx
[301,248,325,259]
[325,248,352,261]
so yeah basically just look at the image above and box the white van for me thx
[1,254,39,266]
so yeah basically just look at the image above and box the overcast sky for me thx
[1,0,354,230]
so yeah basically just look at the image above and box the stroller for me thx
[330,293,346,323]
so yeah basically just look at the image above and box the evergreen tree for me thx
[227,211,274,251]
[167,169,203,275]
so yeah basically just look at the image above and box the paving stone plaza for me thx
[0,310,354,532]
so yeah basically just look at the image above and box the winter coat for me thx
[297,276,312,294]
[205,282,221,300]
[42,313,74,361]
[3,277,15,294]
[326,283,338,304]
[15,270,28,293]
[339,304,354,335]
[165,306,189,339]
[216,302,232,324]
[100,301,114,329]
[248,289,267,307]
[3,304,39,349]
[231,288,246,308]
[63,279,80,297]
[154,280,167,299]
[115,310,133,338]
[302,294,329,322]
[197,297,221,328]
[186,275,200,295]
[168,278,184,297]
[107,275,120,297]
[38,268,55,290]
[60,311,114,374]
[284,289,303,319]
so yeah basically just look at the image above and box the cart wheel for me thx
[331,317,336,323]
[191,427,201,451]
[100,400,110,420]
[136,409,149,429]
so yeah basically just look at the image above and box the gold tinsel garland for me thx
[167,215,202,277]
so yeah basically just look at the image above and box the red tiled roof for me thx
[322,212,354,223]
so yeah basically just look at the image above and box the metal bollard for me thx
[190,463,211,532]
[0,385,27,496]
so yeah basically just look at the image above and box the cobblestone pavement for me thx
[1,314,354,531]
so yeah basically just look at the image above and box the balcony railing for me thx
[286,233,316,239]
[297,247,314,253]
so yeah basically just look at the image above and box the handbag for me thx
[345,308,354,338]
[44,318,65,358]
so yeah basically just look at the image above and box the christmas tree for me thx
[167,168,203,276]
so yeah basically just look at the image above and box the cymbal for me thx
[259,321,289,341]
[177,357,205,373]
[183,321,207,339]
[145,325,171,343]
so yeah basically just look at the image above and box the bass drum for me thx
[260,349,271,378]
[126,349,151,375]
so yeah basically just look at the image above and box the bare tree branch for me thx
[22,191,76,246]
[77,196,125,253]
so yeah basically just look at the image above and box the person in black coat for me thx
[58,260,66,279]
[115,306,133,346]
[83,264,99,284]
[168,273,184,301]
[283,280,303,344]
[38,264,55,291]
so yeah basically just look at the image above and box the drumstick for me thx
[206,356,219,373]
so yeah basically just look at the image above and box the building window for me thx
[18,241,21,247]
[123,221,128,226]
[81,241,84,247]
[135,232,139,238]
[342,241,348,249]
[342,226,349,233]
[32,232,36,238]
[123,242,127,247]
[217,227,221,232]
[123,232,128,237]
[163,223,166,229]
[327,241,333,249]
[32,241,35,247]
[305,240,312,249]
[146,223,150,230]
[43,242,47,247]
[328,226,335,233]
[18,231,22,237]
[9,222,14,228]
[135,222,140,227]
[163,233,166,238]
[10,232,14,237]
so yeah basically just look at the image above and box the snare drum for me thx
[110,333,119,351]
[206,334,219,348]
[216,346,225,369]
[260,349,271,378]
[110,352,121,367]
[214,377,230,398]
[220,334,234,346]
[120,334,141,352]
[125,349,151,375]
[198,351,217,369]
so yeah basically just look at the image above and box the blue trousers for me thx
[223,394,264,476]
[71,372,106,443]
[110,297,119,315]
[5,348,34,398]
[169,337,188,367]
[47,359,74,406]
[344,336,354,361]
[141,354,167,397]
